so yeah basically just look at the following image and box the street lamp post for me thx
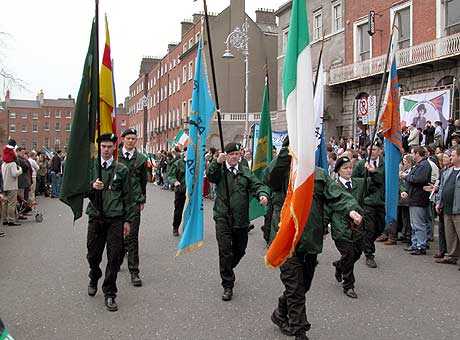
[222,18,249,147]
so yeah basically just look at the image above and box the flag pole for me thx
[361,18,397,204]
[313,37,325,95]
[202,0,234,225]
[95,0,102,179]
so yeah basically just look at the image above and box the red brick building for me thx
[2,90,75,152]
[328,0,460,137]
[128,0,279,152]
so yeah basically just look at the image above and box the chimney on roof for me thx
[139,57,160,76]
[256,8,276,26]
[5,89,10,101]
[68,94,72,99]
[181,21,194,38]
[193,13,204,24]
[36,89,44,103]
[168,43,178,53]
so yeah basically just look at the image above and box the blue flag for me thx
[177,38,215,255]
[314,57,328,170]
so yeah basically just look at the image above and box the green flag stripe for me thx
[283,0,310,103]
[403,98,418,112]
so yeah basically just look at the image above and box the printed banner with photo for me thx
[400,89,451,129]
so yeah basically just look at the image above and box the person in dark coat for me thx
[207,142,269,301]
[268,140,362,340]
[118,128,148,287]
[331,156,365,299]
[86,133,136,312]
[167,148,186,237]
[352,141,385,268]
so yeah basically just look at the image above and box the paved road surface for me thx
[1,185,459,339]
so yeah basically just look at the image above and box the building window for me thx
[196,32,200,43]
[173,79,176,93]
[392,3,412,49]
[55,139,60,148]
[332,1,343,33]
[44,111,50,118]
[182,101,188,117]
[32,112,38,120]
[32,122,38,132]
[22,124,27,132]
[65,123,71,131]
[9,124,15,132]
[21,112,27,119]
[188,99,192,116]
[189,38,194,48]
[183,44,187,53]
[183,65,187,83]
[55,111,61,118]
[313,10,323,40]
[177,76,181,91]
[45,137,49,148]
[188,61,193,80]
[9,112,16,119]
[282,28,289,55]
[55,122,60,131]
[44,121,49,131]
[354,19,371,62]
[445,0,460,35]
[66,111,72,118]
[32,141,37,150]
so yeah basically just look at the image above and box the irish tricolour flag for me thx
[265,0,316,268]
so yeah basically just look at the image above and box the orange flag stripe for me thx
[265,174,315,267]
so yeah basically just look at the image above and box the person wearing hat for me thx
[86,133,136,312]
[352,140,385,268]
[167,146,186,237]
[268,139,363,340]
[206,142,270,301]
[118,128,148,287]
[331,156,365,299]
[1,139,22,229]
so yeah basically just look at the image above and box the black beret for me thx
[225,142,242,153]
[121,128,137,137]
[97,133,118,143]
[334,156,351,173]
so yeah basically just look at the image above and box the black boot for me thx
[131,273,142,287]
[271,309,288,330]
[173,228,179,237]
[88,280,97,297]
[332,261,342,282]
[222,288,233,301]
[105,297,118,312]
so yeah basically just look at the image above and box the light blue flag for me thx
[177,37,215,255]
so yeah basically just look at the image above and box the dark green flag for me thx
[249,77,272,221]
[60,20,98,220]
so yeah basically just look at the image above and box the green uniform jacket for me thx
[352,158,385,206]
[118,150,148,205]
[167,156,186,193]
[330,178,365,243]
[268,160,361,254]
[86,160,136,223]
[207,160,270,228]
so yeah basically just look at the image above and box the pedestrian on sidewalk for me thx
[268,138,362,340]
[85,133,135,312]
[352,141,385,268]
[28,150,39,206]
[207,142,269,302]
[401,146,432,255]
[1,140,22,228]
[50,150,62,198]
[167,146,186,237]
[435,146,460,268]
[119,128,148,287]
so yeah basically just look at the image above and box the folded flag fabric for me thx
[0,318,14,340]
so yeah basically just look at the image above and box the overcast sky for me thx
[0,0,286,103]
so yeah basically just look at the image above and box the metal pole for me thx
[244,52,249,147]
[95,0,101,179]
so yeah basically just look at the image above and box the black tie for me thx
[103,161,108,169]
[230,166,236,175]
[125,152,130,159]
[346,181,352,191]
[373,160,377,168]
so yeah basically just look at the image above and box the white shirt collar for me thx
[122,147,135,160]
[101,156,114,169]
[338,176,352,188]
[226,161,238,173]
[371,157,379,167]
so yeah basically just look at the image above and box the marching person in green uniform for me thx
[269,138,363,340]
[207,142,270,301]
[167,147,186,237]
[331,156,365,299]
[352,140,385,268]
[119,128,148,287]
[86,133,136,312]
